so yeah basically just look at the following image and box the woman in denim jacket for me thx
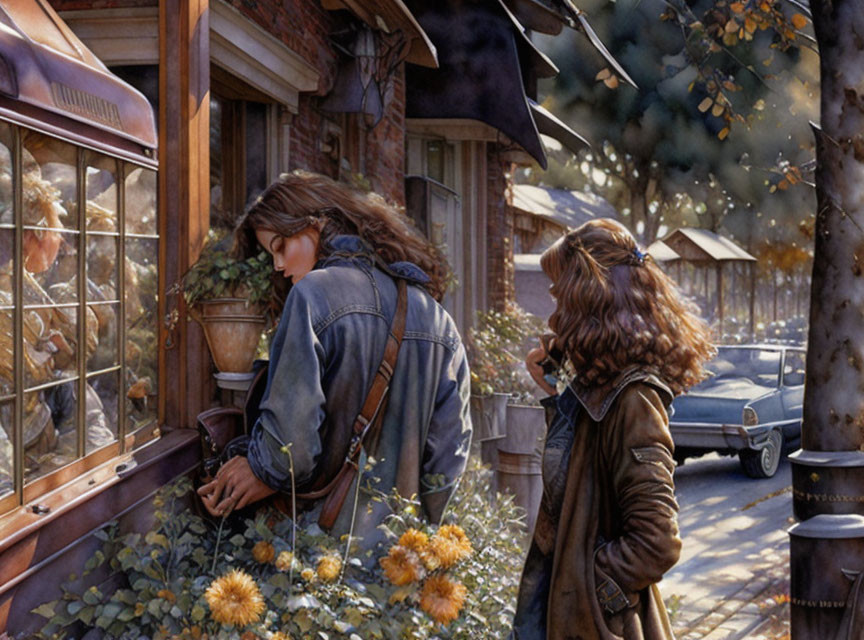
[197,172,472,544]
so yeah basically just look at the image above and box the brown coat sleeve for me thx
[595,383,682,594]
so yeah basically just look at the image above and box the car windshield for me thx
[705,348,782,387]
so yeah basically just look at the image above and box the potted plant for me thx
[468,306,548,524]
[182,230,274,374]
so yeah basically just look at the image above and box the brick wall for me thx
[49,0,406,206]
[486,145,515,310]
[223,0,406,206]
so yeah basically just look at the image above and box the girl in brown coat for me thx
[511,219,714,640]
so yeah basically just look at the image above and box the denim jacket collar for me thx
[316,234,431,285]
[565,366,674,422]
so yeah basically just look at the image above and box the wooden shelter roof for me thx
[661,228,756,264]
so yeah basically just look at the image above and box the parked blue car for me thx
[669,345,806,478]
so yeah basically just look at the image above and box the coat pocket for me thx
[630,444,676,475]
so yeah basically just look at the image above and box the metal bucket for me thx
[496,404,547,535]
[470,393,510,441]
[789,513,864,638]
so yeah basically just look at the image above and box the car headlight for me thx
[743,407,759,426]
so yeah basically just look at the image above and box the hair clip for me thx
[632,247,647,265]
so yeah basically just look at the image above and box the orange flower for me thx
[205,569,265,627]
[252,541,275,564]
[420,575,467,625]
[380,545,425,585]
[428,524,472,568]
[275,550,294,572]
[316,555,342,582]
[398,528,429,553]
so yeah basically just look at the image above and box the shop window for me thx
[210,68,271,230]
[0,123,158,514]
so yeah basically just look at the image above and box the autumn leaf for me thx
[754,98,766,111]
[730,2,745,13]
[603,75,620,89]
[595,68,611,81]
[712,103,726,117]
[791,13,808,30]
[778,179,790,190]
[745,17,757,33]
[698,97,713,113]
[718,127,730,140]
[759,1,771,11]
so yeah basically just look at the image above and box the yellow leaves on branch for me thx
[791,13,808,30]
[595,68,620,90]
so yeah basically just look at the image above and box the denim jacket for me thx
[247,235,472,543]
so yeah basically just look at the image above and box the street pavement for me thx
[660,453,793,639]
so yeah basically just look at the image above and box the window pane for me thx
[125,167,157,236]
[0,122,13,226]
[25,231,78,304]
[25,386,76,484]
[87,235,117,298]
[23,305,78,389]
[0,401,13,499]
[0,227,12,299]
[85,372,118,455]
[0,309,12,397]
[22,131,78,230]
[86,154,118,233]
[126,239,157,435]
[88,302,118,371]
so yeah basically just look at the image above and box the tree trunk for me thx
[790,3,864,639]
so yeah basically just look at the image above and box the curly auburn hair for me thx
[540,218,715,395]
[234,171,451,303]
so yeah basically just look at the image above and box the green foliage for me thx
[181,229,274,308]
[34,461,528,640]
[468,305,545,401]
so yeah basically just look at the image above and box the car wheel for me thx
[740,429,784,479]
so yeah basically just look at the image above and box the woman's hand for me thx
[197,456,276,517]
[526,343,557,396]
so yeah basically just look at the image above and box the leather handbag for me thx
[196,279,408,530]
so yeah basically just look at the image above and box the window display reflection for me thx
[0,401,12,498]
[86,371,118,455]
[126,238,157,433]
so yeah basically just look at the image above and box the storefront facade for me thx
[0,1,589,634]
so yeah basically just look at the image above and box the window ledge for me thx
[0,429,200,591]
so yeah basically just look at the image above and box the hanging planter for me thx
[193,298,268,373]
[181,230,274,374]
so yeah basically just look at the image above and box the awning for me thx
[529,99,589,155]
[510,184,616,229]
[405,0,547,167]
[662,228,757,263]
[321,0,438,68]
[0,0,156,162]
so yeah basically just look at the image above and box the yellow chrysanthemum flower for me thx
[204,569,265,627]
[275,550,294,572]
[316,555,342,582]
[252,540,275,564]
[398,528,429,553]
[301,567,316,582]
[270,632,291,640]
[380,545,425,586]
[428,524,473,569]
[420,575,467,626]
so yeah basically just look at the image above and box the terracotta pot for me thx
[194,298,267,373]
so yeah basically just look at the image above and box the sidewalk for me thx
[670,546,790,640]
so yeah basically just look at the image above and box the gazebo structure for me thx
[648,228,758,338]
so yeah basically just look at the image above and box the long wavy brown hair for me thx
[541,218,714,395]
[234,171,451,303]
